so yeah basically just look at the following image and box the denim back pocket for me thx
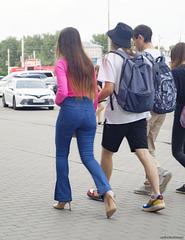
[85,108,96,126]
[58,105,77,126]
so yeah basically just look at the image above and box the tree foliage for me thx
[0,32,59,75]
[92,33,108,54]
[0,37,21,74]
[0,31,174,76]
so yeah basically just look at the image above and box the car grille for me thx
[20,99,54,105]
[25,94,50,98]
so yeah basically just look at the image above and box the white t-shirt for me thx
[145,48,161,59]
[144,48,162,78]
[97,48,151,124]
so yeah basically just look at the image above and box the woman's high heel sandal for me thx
[104,191,116,219]
[53,202,72,211]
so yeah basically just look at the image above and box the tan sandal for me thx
[53,202,71,211]
[104,191,116,219]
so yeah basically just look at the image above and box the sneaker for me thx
[87,189,103,202]
[134,170,172,196]
[142,195,165,212]
[134,184,152,196]
[159,170,172,193]
[176,184,185,194]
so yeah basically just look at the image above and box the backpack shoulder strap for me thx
[108,50,128,111]
[142,51,155,64]
[109,49,129,60]
[156,54,166,63]
[142,51,167,64]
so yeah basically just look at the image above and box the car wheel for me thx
[2,95,8,107]
[13,96,18,110]
[48,106,54,110]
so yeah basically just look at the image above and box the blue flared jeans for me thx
[54,97,111,202]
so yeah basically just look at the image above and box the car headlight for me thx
[50,91,55,96]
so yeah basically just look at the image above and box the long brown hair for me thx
[111,41,136,57]
[55,27,95,100]
[171,42,185,69]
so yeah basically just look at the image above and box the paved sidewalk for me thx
[0,104,184,240]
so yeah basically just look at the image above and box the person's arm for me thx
[171,69,179,90]
[98,82,115,102]
[97,85,102,92]
[55,60,68,106]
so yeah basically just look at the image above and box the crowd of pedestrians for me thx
[53,22,185,219]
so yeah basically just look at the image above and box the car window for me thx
[20,74,47,79]
[44,73,53,77]
[1,75,11,81]
[16,80,46,89]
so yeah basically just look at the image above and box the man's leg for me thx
[135,148,160,195]
[134,112,171,195]
[135,148,165,212]
[100,147,114,181]
[147,112,172,190]
[147,112,166,159]
[87,122,123,201]
[87,147,114,201]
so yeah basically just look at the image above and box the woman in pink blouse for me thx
[53,27,116,219]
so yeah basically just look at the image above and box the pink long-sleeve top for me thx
[55,59,98,110]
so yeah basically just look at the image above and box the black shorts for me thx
[102,119,148,152]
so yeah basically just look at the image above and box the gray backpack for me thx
[142,51,177,114]
[110,50,154,113]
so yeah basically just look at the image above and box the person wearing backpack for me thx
[132,24,173,196]
[87,22,166,212]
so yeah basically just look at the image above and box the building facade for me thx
[83,41,103,66]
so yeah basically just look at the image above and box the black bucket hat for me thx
[107,22,133,48]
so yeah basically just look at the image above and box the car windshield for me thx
[26,75,46,79]
[16,80,46,89]
[18,74,47,79]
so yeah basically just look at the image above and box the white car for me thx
[0,70,54,96]
[2,78,55,110]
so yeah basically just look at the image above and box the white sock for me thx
[151,193,160,199]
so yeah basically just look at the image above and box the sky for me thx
[1,0,184,50]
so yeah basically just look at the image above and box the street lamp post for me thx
[108,0,111,52]
[21,37,24,68]
[7,49,10,74]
